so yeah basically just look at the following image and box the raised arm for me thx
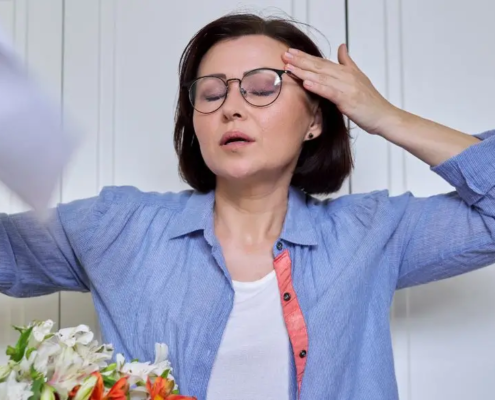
[0,196,100,298]
[389,127,495,287]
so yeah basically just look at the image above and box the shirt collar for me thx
[167,186,318,246]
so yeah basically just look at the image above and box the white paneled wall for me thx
[1,1,494,398]
[0,0,63,364]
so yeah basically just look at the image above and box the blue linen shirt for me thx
[1,129,495,399]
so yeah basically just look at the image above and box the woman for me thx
[1,12,494,400]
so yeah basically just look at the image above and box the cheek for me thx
[257,104,309,150]
[193,115,215,149]
[192,115,222,171]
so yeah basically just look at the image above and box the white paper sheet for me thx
[0,28,78,217]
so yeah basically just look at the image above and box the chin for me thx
[208,160,262,181]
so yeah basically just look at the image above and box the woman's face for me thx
[192,35,322,186]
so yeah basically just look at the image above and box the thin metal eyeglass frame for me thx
[182,67,296,114]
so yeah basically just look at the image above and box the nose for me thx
[221,79,247,120]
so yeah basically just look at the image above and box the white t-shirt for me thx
[206,271,291,400]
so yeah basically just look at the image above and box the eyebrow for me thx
[199,68,278,79]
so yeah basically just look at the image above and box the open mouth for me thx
[220,132,254,146]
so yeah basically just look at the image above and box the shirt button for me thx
[299,350,307,358]
[276,241,283,250]
[283,292,291,301]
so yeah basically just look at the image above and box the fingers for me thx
[282,49,344,77]
[301,79,344,104]
[285,63,346,92]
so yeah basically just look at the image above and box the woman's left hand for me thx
[282,44,404,135]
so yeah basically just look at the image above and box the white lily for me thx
[30,320,55,346]
[74,340,113,369]
[33,337,63,378]
[56,324,94,347]
[120,360,154,387]
[16,348,39,380]
[0,371,33,400]
[118,343,173,393]
[47,346,97,400]
[0,365,10,382]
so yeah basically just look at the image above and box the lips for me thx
[220,131,255,146]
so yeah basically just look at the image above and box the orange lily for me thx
[84,372,129,400]
[102,377,129,400]
[146,376,196,400]
[69,385,81,398]
[146,376,174,400]
[89,372,104,400]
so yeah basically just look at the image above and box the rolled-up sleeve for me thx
[0,193,106,298]
[396,129,495,289]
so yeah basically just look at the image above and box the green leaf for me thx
[28,377,45,400]
[131,358,139,363]
[6,345,17,357]
[7,326,34,362]
[30,364,44,381]
[100,363,117,374]
[26,347,36,360]
[172,389,180,394]
[160,369,170,379]
[102,375,117,388]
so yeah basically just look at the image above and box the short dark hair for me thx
[173,12,353,195]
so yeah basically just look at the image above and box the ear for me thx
[304,106,323,141]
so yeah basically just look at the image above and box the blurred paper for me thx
[0,28,78,217]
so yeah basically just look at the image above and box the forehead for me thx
[197,35,288,77]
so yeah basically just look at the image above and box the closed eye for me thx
[249,90,276,96]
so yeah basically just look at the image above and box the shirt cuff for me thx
[431,129,495,206]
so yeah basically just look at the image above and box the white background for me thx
[0,1,494,398]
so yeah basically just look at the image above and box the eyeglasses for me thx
[183,68,293,114]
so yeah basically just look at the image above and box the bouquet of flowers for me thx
[0,320,196,400]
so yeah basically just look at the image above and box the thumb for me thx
[338,43,358,68]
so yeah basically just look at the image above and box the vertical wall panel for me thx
[59,0,103,334]
[0,0,17,368]
[0,0,62,363]
[347,0,391,195]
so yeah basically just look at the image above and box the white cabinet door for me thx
[349,0,495,398]
[0,0,63,364]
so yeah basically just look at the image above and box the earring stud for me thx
[308,133,314,140]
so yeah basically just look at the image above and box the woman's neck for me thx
[214,180,290,245]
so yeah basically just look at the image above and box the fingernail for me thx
[284,51,294,59]
[288,48,299,55]
[286,63,294,70]
[304,80,313,87]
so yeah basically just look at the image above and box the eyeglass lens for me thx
[189,69,283,113]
